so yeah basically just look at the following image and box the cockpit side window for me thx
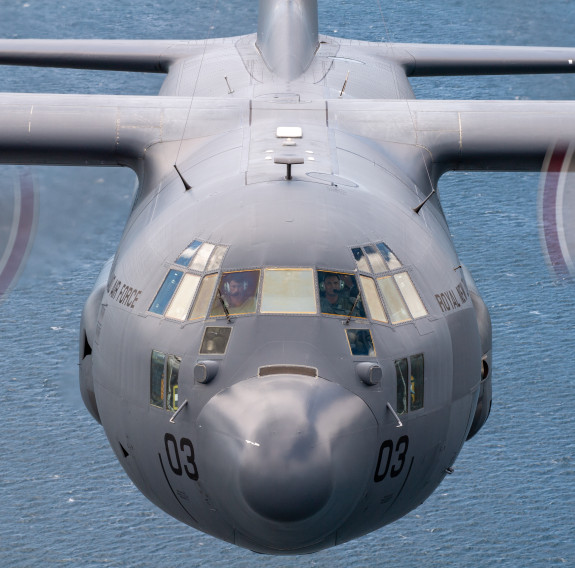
[318,271,366,318]
[166,355,181,411]
[165,273,201,321]
[394,354,424,414]
[394,272,428,319]
[410,354,424,411]
[260,268,317,314]
[149,270,183,315]
[189,274,218,320]
[359,275,388,323]
[150,350,166,408]
[210,270,260,317]
[378,276,411,323]
[150,350,182,411]
[395,358,408,415]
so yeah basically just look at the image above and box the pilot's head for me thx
[323,274,341,299]
[226,276,248,306]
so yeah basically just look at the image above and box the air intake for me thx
[258,365,318,378]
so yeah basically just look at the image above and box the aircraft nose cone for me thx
[196,374,377,552]
[238,403,333,522]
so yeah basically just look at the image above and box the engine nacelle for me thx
[79,257,113,424]
[462,266,492,440]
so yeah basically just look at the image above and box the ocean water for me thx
[0,1,574,567]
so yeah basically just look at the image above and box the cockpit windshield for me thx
[147,239,428,325]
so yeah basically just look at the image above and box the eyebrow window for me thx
[377,242,401,270]
[352,247,371,272]
[189,243,215,272]
[175,240,203,266]
[364,245,387,273]
[378,276,411,323]
[260,268,317,314]
[206,245,228,272]
[394,272,427,319]
[149,269,183,315]
[210,270,260,317]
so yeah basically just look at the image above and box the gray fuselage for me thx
[79,33,489,554]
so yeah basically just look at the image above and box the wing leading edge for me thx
[329,99,575,182]
[1,39,575,77]
[0,40,216,73]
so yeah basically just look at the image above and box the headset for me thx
[318,272,345,293]
[223,276,249,294]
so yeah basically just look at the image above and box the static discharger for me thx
[274,155,305,180]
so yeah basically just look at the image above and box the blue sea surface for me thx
[0,1,573,567]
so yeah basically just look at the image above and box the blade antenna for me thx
[173,164,192,191]
[413,187,437,214]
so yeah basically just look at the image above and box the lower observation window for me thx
[200,327,232,355]
[346,329,376,356]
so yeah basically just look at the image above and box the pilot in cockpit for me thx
[320,273,355,315]
[211,272,258,316]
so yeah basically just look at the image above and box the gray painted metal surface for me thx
[0,0,573,555]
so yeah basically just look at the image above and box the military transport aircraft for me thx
[0,0,574,555]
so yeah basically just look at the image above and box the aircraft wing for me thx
[372,43,575,76]
[0,40,212,72]
[0,94,573,181]
[329,99,575,180]
[2,39,574,76]
[0,94,249,173]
